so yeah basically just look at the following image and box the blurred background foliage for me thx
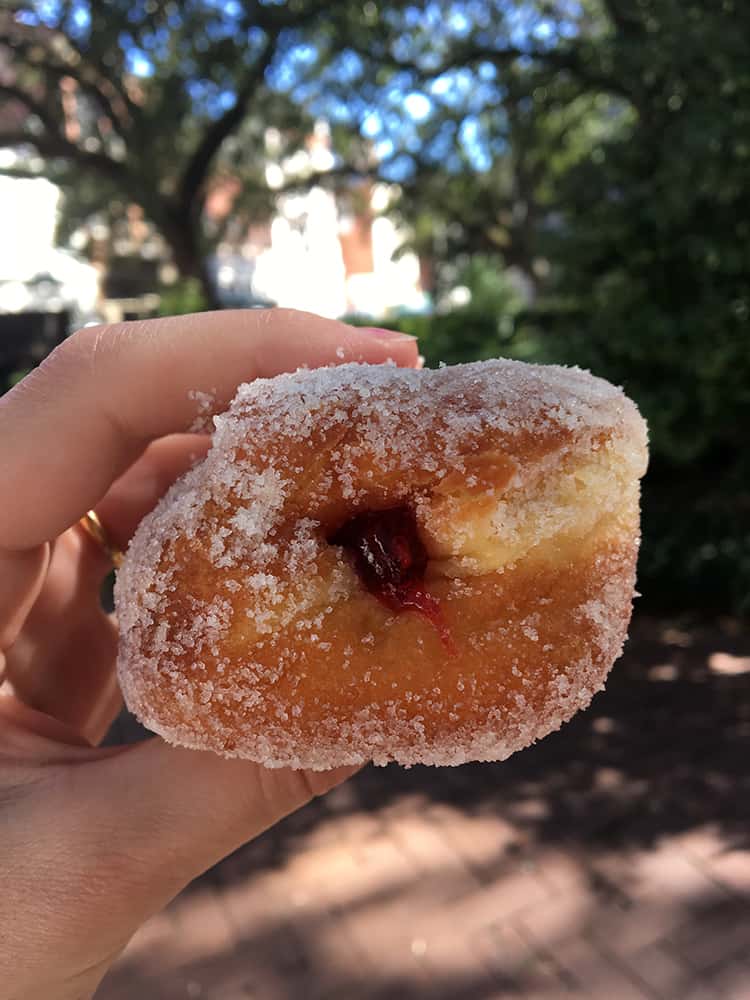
[1,0,749,613]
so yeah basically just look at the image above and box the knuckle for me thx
[63,323,122,378]
[34,323,110,387]
[260,306,296,329]
[59,319,150,377]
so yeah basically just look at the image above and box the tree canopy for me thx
[0,0,397,302]
[0,0,648,302]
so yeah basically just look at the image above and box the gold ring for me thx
[78,510,124,568]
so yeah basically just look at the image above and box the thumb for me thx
[74,739,356,925]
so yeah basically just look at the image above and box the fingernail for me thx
[360,327,417,341]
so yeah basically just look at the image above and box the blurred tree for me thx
[344,0,750,610]
[538,0,750,610]
[385,82,626,299]
[0,0,646,307]
[302,0,633,297]
[0,0,387,306]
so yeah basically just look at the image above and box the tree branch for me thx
[241,0,331,31]
[0,28,136,136]
[600,0,644,36]
[66,35,140,125]
[271,150,409,198]
[81,5,142,114]
[0,82,59,135]
[344,41,516,84]
[366,39,633,104]
[177,34,278,216]
[0,129,128,180]
[271,163,369,197]
[0,163,47,179]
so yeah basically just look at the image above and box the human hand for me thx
[0,310,419,1000]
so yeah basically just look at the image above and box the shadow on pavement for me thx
[100,613,750,999]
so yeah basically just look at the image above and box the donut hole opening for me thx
[327,505,454,651]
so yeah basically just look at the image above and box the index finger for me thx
[0,310,418,549]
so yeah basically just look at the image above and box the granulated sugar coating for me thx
[114,358,648,769]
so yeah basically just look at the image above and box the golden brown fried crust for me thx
[115,359,648,768]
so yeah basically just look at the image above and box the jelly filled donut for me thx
[115,359,648,768]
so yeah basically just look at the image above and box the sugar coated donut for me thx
[115,359,648,768]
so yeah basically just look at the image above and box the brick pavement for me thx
[98,615,750,999]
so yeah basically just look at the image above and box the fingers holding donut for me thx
[0,311,418,549]
[0,311,418,743]
[96,434,211,552]
[2,527,120,744]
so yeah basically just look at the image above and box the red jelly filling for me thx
[330,506,454,652]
